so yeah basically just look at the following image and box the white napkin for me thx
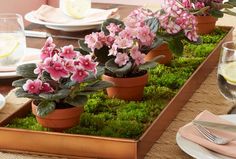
[33,5,118,25]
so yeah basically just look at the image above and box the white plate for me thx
[176,115,236,159]
[0,47,40,79]
[24,8,119,32]
[45,24,100,32]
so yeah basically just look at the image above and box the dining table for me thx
[0,2,236,159]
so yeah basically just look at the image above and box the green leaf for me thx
[225,2,236,7]
[37,101,56,117]
[167,38,184,56]
[83,66,105,82]
[15,88,42,100]
[12,78,28,87]
[41,71,52,81]
[138,56,165,71]
[83,80,113,91]
[39,89,70,100]
[74,48,90,55]
[65,95,88,107]
[227,0,236,6]
[209,9,224,18]
[101,18,125,35]
[223,8,236,16]
[78,39,91,53]
[94,46,112,64]
[140,38,164,54]
[78,90,98,95]
[105,59,132,77]
[211,2,234,9]
[16,63,37,78]
[59,78,76,89]
[145,17,159,33]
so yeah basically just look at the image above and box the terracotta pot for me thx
[145,43,172,64]
[195,16,218,34]
[102,73,148,101]
[32,102,84,131]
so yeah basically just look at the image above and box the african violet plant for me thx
[155,0,201,55]
[79,8,164,78]
[177,0,236,18]
[79,7,200,76]
[12,37,112,117]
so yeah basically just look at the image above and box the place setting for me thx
[176,41,236,159]
[24,1,119,32]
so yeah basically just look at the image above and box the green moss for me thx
[6,28,228,139]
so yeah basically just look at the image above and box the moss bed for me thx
[7,28,227,139]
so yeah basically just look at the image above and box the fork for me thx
[194,123,236,145]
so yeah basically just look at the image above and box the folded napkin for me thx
[179,110,236,158]
[33,5,118,25]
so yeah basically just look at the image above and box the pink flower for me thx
[64,59,76,72]
[134,52,145,66]
[43,37,56,49]
[119,28,135,40]
[23,79,42,94]
[45,60,69,81]
[182,0,192,8]
[60,45,77,59]
[130,46,140,59]
[41,83,54,93]
[194,2,205,9]
[106,23,122,35]
[85,32,105,51]
[34,63,44,76]
[71,67,89,82]
[137,26,155,46]
[114,37,133,49]
[78,55,98,71]
[114,53,129,67]
[40,47,54,60]
[105,35,115,46]
[108,44,118,56]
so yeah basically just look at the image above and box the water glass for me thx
[217,41,236,101]
[0,13,26,67]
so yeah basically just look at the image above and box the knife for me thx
[193,120,236,133]
[25,30,80,40]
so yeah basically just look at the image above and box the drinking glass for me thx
[0,13,26,67]
[217,41,236,101]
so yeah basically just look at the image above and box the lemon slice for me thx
[0,35,19,59]
[221,62,236,84]
[64,0,91,19]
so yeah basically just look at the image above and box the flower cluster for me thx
[84,9,156,72]
[23,37,97,95]
[177,0,236,18]
[13,38,112,117]
[156,0,198,41]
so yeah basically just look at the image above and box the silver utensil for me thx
[193,120,236,133]
[194,123,236,145]
[25,30,80,40]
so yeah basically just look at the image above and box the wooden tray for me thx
[0,27,234,159]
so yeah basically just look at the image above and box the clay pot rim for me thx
[32,102,83,119]
[195,15,218,22]
[102,73,148,87]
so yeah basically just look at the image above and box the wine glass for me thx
[217,41,236,103]
[0,13,26,67]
